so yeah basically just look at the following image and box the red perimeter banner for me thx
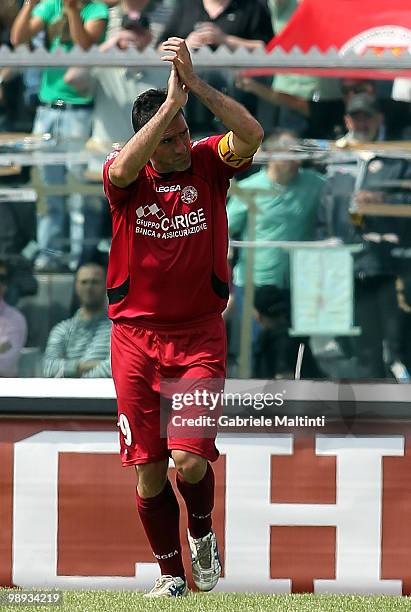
[1,416,411,594]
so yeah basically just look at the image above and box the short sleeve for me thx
[103,150,138,210]
[82,3,109,22]
[32,0,55,23]
[192,133,254,180]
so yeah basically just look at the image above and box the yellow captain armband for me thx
[217,132,253,168]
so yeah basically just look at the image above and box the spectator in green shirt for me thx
[227,130,325,378]
[228,130,325,289]
[11,0,109,272]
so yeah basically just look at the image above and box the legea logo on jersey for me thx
[153,184,198,206]
[135,202,207,240]
[155,184,181,193]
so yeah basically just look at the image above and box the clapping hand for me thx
[166,64,189,109]
[161,37,195,88]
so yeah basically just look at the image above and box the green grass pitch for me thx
[1,590,411,612]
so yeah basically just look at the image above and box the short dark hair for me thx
[76,261,106,278]
[131,88,183,133]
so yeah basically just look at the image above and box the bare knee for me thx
[135,458,168,498]
[172,450,207,484]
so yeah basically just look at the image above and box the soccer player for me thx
[103,38,263,597]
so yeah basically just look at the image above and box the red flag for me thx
[266,0,411,53]
[255,0,411,78]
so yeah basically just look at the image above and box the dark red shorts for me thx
[111,316,226,466]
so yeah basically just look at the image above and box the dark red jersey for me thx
[103,133,251,327]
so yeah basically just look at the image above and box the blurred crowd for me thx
[1,0,411,380]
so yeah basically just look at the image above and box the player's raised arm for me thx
[109,65,188,188]
[160,37,264,158]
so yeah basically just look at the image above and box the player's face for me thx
[151,113,191,173]
[75,266,107,310]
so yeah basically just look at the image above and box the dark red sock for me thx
[136,479,185,578]
[176,462,214,539]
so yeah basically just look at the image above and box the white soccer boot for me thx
[188,529,221,591]
[144,575,188,598]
